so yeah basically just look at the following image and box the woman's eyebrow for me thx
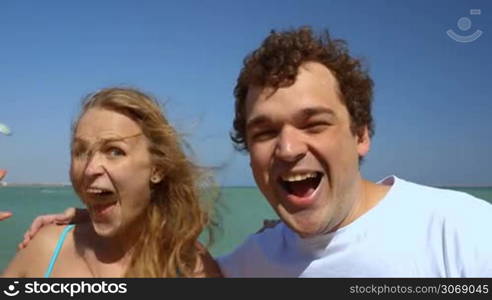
[107,132,143,143]
[73,132,143,144]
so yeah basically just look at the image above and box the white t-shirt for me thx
[217,176,492,277]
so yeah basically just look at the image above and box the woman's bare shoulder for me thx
[2,224,71,277]
[26,224,73,255]
[34,224,70,243]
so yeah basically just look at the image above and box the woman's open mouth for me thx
[85,187,117,217]
[92,202,116,216]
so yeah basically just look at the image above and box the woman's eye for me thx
[72,148,88,159]
[107,147,125,157]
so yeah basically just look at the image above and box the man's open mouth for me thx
[279,172,323,198]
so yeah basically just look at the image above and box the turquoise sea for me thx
[1,186,491,272]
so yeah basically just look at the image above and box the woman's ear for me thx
[150,167,164,184]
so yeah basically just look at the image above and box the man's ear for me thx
[356,127,371,158]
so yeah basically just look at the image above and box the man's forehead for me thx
[246,73,340,107]
[246,84,273,100]
[247,63,339,96]
[244,64,346,129]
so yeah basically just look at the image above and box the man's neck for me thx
[332,178,391,232]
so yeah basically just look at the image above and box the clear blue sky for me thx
[1,0,491,186]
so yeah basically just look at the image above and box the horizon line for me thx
[2,182,491,189]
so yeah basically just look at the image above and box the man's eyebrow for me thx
[298,106,336,120]
[246,106,336,130]
[246,115,271,131]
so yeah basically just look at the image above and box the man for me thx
[15,27,492,277]
[218,27,492,277]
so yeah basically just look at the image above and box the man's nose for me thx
[274,126,307,162]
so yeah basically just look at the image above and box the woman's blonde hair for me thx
[72,87,214,277]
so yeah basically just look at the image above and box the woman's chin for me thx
[91,221,119,237]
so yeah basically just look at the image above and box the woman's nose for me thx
[84,152,105,177]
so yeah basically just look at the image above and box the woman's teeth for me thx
[86,188,113,196]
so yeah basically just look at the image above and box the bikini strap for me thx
[44,224,75,278]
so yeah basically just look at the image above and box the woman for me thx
[2,88,221,277]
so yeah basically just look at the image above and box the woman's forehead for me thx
[77,108,140,134]
[74,108,144,145]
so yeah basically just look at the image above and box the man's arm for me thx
[193,242,223,278]
[18,208,89,249]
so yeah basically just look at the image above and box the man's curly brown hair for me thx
[231,26,374,151]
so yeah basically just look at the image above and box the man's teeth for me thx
[281,172,318,182]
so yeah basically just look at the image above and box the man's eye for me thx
[304,122,330,133]
[252,130,277,142]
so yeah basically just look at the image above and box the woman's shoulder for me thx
[33,224,73,244]
[23,224,74,262]
[2,224,73,277]
[19,224,73,262]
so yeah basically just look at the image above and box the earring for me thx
[151,176,160,183]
